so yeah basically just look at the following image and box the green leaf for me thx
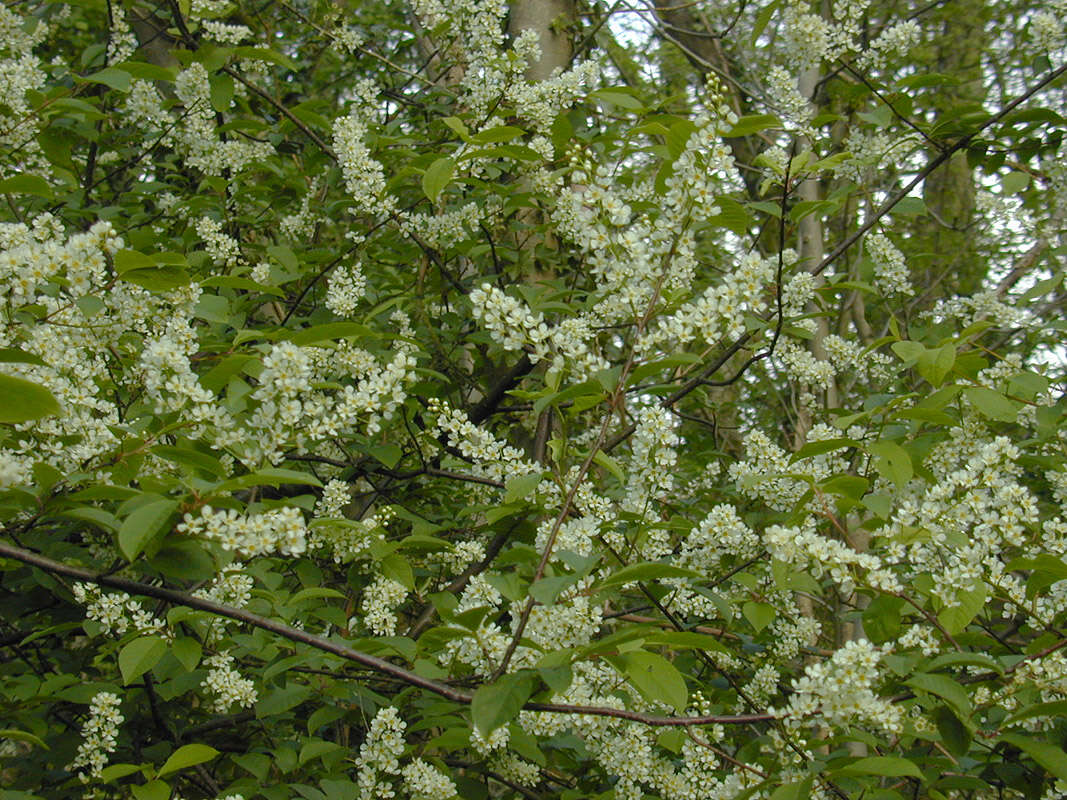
[906,673,972,718]
[171,637,202,672]
[742,601,776,633]
[590,88,645,110]
[1000,171,1030,194]
[593,451,626,483]
[119,266,191,291]
[0,729,48,750]
[284,322,373,345]
[442,116,471,141]
[422,157,456,203]
[819,474,869,500]
[868,440,913,489]
[299,739,343,765]
[1005,700,1067,725]
[963,386,1018,422]
[0,348,47,366]
[158,744,219,778]
[471,672,536,736]
[0,174,53,198]
[999,733,1067,780]
[210,72,234,112]
[937,581,987,635]
[791,438,858,462]
[119,636,168,685]
[770,777,813,800]
[216,467,322,491]
[0,374,61,423]
[131,780,170,800]
[917,343,956,387]
[84,67,132,92]
[369,443,403,469]
[925,650,1002,675]
[835,756,923,779]
[504,471,542,503]
[609,650,687,712]
[595,563,701,592]
[934,705,972,757]
[150,445,227,477]
[118,498,177,561]
[232,46,299,71]
[257,685,314,717]
[471,125,525,144]
[100,763,143,781]
[892,340,925,365]
[116,61,176,82]
[725,114,782,137]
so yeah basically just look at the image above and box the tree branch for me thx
[0,540,772,727]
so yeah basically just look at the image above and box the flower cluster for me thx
[774,639,903,735]
[72,584,167,638]
[334,109,395,217]
[468,283,607,380]
[178,505,308,557]
[325,263,367,317]
[429,399,542,486]
[764,522,901,595]
[68,692,124,781]
[866,232,912,295]
[361,576,409,636]
[201,651,258,712]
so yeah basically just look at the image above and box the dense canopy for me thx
[1,1,1067,799]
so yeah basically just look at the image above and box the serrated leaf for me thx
[892,340,925,364]
[770,777,813,800]
[216,467,322,491]
[917,343,956,387]
[593,451,626,483]
[0,348,47,366]
[742,601,776,633]
[131,780,170,800]
[835,756,923,779]
[100,762,142,781]
[119,636,168,685]
[422,157,455,203]
[369,443,402,469]
[609,650,687,712]
[171,637,202,672]
[868,440,913,488]
[725,113,782,137]
[284,322,373,345]
[591,88,644,110]
[963,386,1018,422]
[299,739,342,765]
[906,673,972,718]
[934,705,972,756]
[0,374,61,423]
[938,581,987,635]
[505,471,542,504]
[84,67,131,92]
[0,729,48,749]
[1005,699,1067,725]
[999,733,1067,780]
[471,672,536,736]
[158,744,219,777]
[791,438,858,462]
[596,563,701,592]
[0,174,53,198]
[118,499,177,561]
[471,125,525,144]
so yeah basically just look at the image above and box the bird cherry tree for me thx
[1,0,1067,799]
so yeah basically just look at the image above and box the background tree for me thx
[1,1,1067,799]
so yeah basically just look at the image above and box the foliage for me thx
[1,1,1067,799]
